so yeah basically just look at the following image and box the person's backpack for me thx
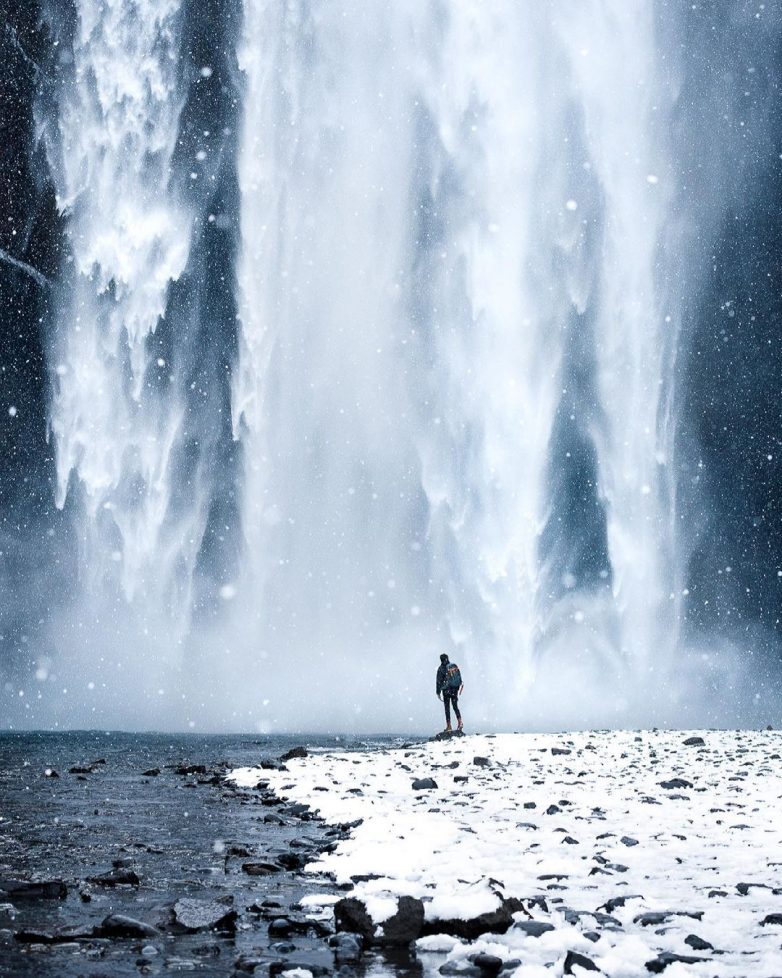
[445,662,462,691]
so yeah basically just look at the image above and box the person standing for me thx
[436,653,464,733]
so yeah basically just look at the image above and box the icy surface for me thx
[232,730,782,976]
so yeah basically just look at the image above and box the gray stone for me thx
[98,915,160,938]
[335,895,424,946]
[513,920,555,937]
[172,897,238,932]
[645,952,708,972]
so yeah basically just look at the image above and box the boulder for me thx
[760,914,782,926]
[172,897,238,932]
[473,757,490,767]
[471,952,504,973]
[684,934,714,950]
[682,737,705,747]
[659,778,693,790]
[335,895,424,946]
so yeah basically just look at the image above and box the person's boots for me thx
[457,719,463,731]
[445,723,452,733]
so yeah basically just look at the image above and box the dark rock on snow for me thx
[683,737,705,747]
[564,950,600,973]
[684,934,714,950]
[659,778,693,789]
[412,778,438,790]
[760,913,782,926]
[646,951,708,972]
[473,756,491,767]
[423,897,527,940]
[471,951,504,973]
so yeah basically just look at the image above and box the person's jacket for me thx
[436,661,449,695]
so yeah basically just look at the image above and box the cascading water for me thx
[4,0,781,730]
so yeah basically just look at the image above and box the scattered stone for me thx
[545,804,560,815]
[328,932,363,963]
[551,748,572,756]
[242,861,281,876]
[69,766,93,774]
[659,778,693,790]
[175,764,207,775]
[261,759,288,771]
[620,836,639,847]
[412,778,438,790]
[514,920,555,937]
[645,951,708,972]
[43,769,59,778]
[683,737,705,747]
[473,757,491,767]
[454,776,469,783]
[684,934,714,950]
[142,768,161,777]
[172,897,238,933]
[471,952,503,973]
[0,879,67,900]
[634,911,703,926]
[87,868,140,887]
[564,950,600,973]
[98,914,160,938]
[280,747,308,762]
[760,914,782,926]
[736,882,770,896]
[598,895,643,914]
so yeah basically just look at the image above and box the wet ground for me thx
[0,731,419,978]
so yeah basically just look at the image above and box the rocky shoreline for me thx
[0,733,387,978]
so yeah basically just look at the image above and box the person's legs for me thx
[443,692,452,730]
[452,694,463,729]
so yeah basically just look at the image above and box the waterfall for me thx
[8,0,780,730]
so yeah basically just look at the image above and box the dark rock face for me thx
[0,879,67,900]
[412,778,438,790]
[172,897,238,932]
[335,895,424,946]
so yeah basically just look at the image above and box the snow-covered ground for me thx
[230,730,782,976]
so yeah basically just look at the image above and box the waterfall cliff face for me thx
[2,1,781,730]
